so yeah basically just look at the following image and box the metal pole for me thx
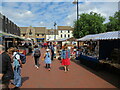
[77,0,79,23]
[77,0,80,48]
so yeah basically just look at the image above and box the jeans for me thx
[34,56,40,66]
[46,64,50,68]
[51,50,54,60]
[13,66,21,87]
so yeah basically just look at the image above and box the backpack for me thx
[15,53,26,64]
[34,49,41,57]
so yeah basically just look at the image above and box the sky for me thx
[0,0,119,29]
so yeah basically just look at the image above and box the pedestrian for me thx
[49,42,54,61]
[76,49,80,60]
[61,45,71,72]
[0,45,14,89]
[32,45,41,69]
[44,49,51,71]
[12,48,22,88]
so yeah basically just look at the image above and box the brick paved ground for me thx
[10,48,118,88]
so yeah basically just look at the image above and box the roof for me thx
[77,31,120,41]
[20,27,28,33]
[34,27,46,34]
[57,26,73,30]
[46,29,58,35]
[20,27,46,34]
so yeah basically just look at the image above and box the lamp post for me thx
[54,22,57,40]
[73,0,79,38]
[73,0,80,48]
[73,0,79,24]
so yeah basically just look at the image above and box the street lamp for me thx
[73,0,79,38]
[54,22,57,40]
[73,0,79,23]
[73,0,80,48]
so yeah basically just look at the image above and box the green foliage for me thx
[106,11,120,32]
[73,12,106,38]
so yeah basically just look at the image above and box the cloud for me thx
[2,0,120,2]
[1,1,118,29]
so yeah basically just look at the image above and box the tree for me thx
[73,12,106,38]
[106,11,120,32]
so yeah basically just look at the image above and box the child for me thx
[44,49,51,71]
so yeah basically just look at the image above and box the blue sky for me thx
[0,1,119,29]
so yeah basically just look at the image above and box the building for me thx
[57,26,73,39]
[20,26,46,42]
[0,13,20,36]
[46,28,58,41]
[20,26,73,42]
[46,26,73,41]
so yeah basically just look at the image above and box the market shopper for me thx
[32,45,41,69]
[44,49,52,71]
[61,45,71,72]
[49,42,54,61]
[0,45,14,89]
[12,48,22,88]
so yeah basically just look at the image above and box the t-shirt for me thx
[13,52,20,60]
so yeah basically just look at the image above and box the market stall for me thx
[77,31,120,71]
[0,31,31,55]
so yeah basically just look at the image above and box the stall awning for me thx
[77,31,120,41]
[48,38,71,42]
[0,31,29,41]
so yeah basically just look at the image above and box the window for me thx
[68,34,70,38]
[37,34,39,36]
[64,34,66,38]
[23,34,26,36]
[29,29,32,35]
[68,30,70,33]
[61,31,62,33]
[61,34,62,38]
[42,34,44,36]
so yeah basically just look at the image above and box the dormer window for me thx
[29,29,32,35]
[23,34,26,36]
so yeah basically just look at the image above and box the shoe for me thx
[64,70,67,72]
[48,68,51,71]
[36,66,39,69]
[35,65,37,68]
[67,69,69,71]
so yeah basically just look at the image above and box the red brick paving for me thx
[11,48,117,88]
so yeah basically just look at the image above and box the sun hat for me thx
[46,49,50,51]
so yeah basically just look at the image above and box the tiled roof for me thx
[34,27,46,34]
[20,27,28,33]
[46,29,58,35]
[57,26,73,30]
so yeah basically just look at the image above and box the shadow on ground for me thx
[22,77,29,83]
[59,66,64,71]
[72,60,120,88]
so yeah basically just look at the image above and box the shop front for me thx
[36,38,44,42]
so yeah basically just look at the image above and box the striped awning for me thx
[77,31,120,41]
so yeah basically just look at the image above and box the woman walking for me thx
[32,45,41,69]
[44,49,51,71]
[61,46,71,72]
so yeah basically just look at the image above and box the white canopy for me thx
[77,31,120,41]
